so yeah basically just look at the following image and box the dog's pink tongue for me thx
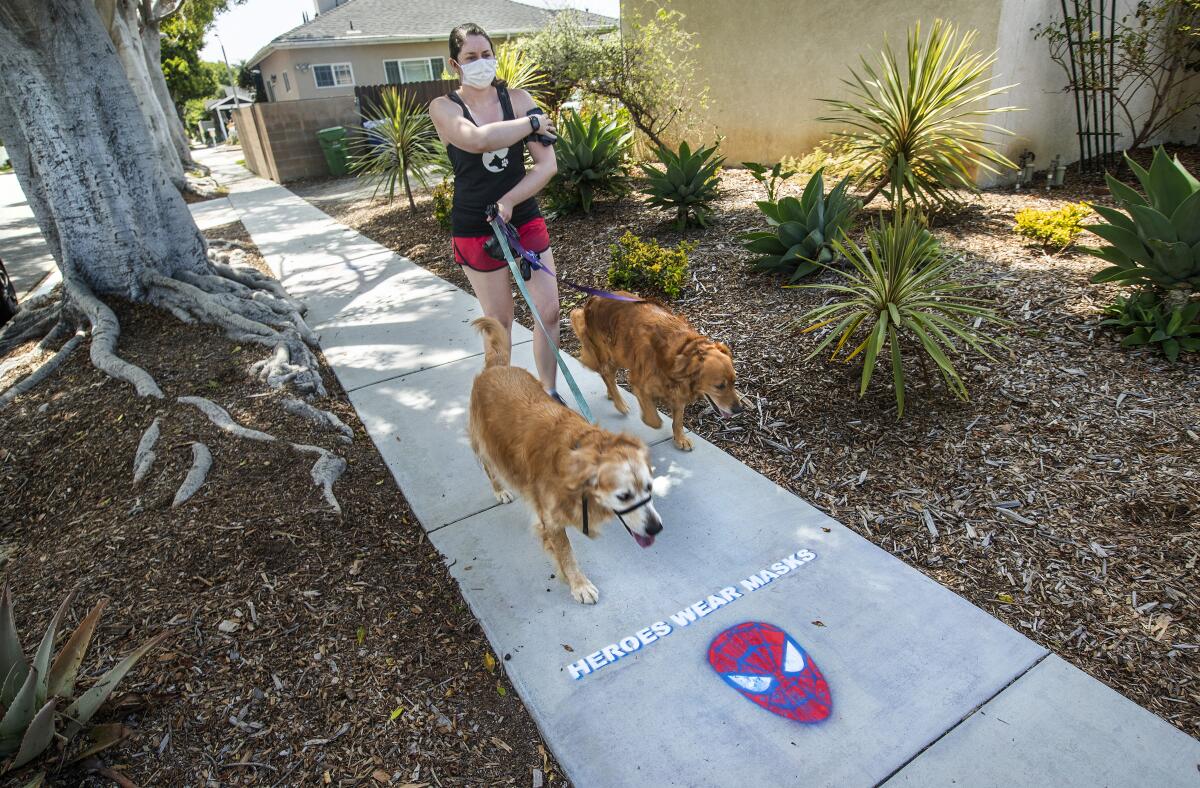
[632,531,655,548]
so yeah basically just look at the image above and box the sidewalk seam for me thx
[873,650,1052,787]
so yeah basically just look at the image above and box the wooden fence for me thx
[354,79,460,116]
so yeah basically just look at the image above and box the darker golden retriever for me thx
[468,317,663,604]
[570,295,743,451]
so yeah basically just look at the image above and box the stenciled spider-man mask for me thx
[708,621,832,723]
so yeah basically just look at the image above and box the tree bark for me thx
[139,0,197,169]
[0,0,207,297]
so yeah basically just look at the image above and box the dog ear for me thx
[714,341,733,359]
[566,448,600,490]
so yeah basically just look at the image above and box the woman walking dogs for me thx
[429,23,565,402]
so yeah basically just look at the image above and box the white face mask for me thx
[457,57,497,88]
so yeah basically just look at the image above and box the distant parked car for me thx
[0,256,18,328]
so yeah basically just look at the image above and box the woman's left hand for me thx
[494,200,513,223]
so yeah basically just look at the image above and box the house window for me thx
[282,71,291,92]
[313,63,354,88]
[383,57,446,85]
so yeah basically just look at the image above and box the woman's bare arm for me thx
[429,95,548,154]
[497,89,558,218]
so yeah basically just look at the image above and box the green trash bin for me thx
[316,126,350,176]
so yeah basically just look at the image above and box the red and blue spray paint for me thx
[708,622,832,723]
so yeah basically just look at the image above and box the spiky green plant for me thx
[495,43,550,106]
[1101,290,1200,361]
[742,161,798,202]
[793,209,1008,417]
[350,88,445,210]
[742,168,861,282]
[1082,147,1200,293]
[0,586,166,778]
[553,109,633,214]
[640,140,724,230]
[820,19,1017,210]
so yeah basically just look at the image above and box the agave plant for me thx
[640,140,724,230]
[553,109,633,214]
[1101,290,1200,361]
[742,168,861,282]
[1082,147,1200,293]
[350,87,445,210]
[0,586,166,778]
[820,19,1017,210]
[793,209,1008,417]
[743,161,798,202]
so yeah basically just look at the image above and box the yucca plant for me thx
[742,168,861,282]
[820,20,1017,210]
[495,43,550,107]
[640,140,724,230]
[553,109,633,214]
[0,585,166,778]
[1082,147,1200,294]
[793,209,1008,417]
[1101,290,1200,361]
[350,88,445,210]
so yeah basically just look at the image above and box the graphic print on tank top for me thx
[481,147,510,173]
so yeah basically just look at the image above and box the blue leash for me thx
[486,211,596,424]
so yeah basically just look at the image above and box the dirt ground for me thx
[0,223,560,787]
[292,146,1200,739]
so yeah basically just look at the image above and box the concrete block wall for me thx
[232,97,361,183]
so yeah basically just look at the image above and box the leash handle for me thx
[487,214,596,424]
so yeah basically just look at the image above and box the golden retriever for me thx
[468,317,663,605]
[570,296,743,451]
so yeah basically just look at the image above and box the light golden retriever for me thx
[570,296,744,451]
[468,317,663,605]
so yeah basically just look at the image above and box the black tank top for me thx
[446,84,541,236]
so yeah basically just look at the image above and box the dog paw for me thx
[642,413,663,429]
[674,435,694,451]
[494,489,514,504]
[613,398,630,415]
[571,581,600,605]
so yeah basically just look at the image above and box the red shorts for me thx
[453,217,550,272]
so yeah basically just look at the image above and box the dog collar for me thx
[581,494,652,536]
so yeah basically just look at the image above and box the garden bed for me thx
[292,146,1200,739]
[0,222,559,786]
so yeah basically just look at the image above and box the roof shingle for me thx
[270,0,614,46]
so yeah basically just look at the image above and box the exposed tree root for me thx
[132,417,161,486]
[67,275,164,399]
[178,396,275,442]
[184,172,223,199]
[0,291,63,356]
[293,443,347,515]
[172,442,212,507]
[0,330,84,410]
[282,398,353,444]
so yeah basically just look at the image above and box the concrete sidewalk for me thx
[195,147,1200,787]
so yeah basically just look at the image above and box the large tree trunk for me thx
[139,1,198,170]
[0,0,206,296]
[94,0,186,188]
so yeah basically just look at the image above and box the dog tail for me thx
[472,317,511,369]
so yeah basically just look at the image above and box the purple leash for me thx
[487,209,644,303]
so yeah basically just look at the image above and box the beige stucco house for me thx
[623,0,1199,182]
[248,0,615,103]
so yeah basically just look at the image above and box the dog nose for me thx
[645,515,663,536]
[731,400,745,415]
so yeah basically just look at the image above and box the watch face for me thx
[530,115,540,131]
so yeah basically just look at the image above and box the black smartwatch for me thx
[529,114,540,133]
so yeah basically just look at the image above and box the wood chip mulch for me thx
[0,222,561,786]
[293,145,1199,740]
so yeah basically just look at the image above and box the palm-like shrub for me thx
[350,88,444,210]
[742,168,861,282]
[794,210,1008,417]
[496,44,549,106]
[0,586,166,778]
[1083,147,1200,293]
[820,20,1017,210]
[553,109,633,214]
[640,140,724,230]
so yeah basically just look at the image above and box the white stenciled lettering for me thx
[740,574,768,592]
[770,561,789,575]
[651,621,673,637]
[636,627,658,647]
[586,651,606,670]
[600,644,624,663]
[619,636,641,653]
[568,659,591,680]
[670,607,700,627]
[719,587,743,602]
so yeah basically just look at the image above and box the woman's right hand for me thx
[531,114,557,143]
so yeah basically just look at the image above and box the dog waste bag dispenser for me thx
[317,126,350,177]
